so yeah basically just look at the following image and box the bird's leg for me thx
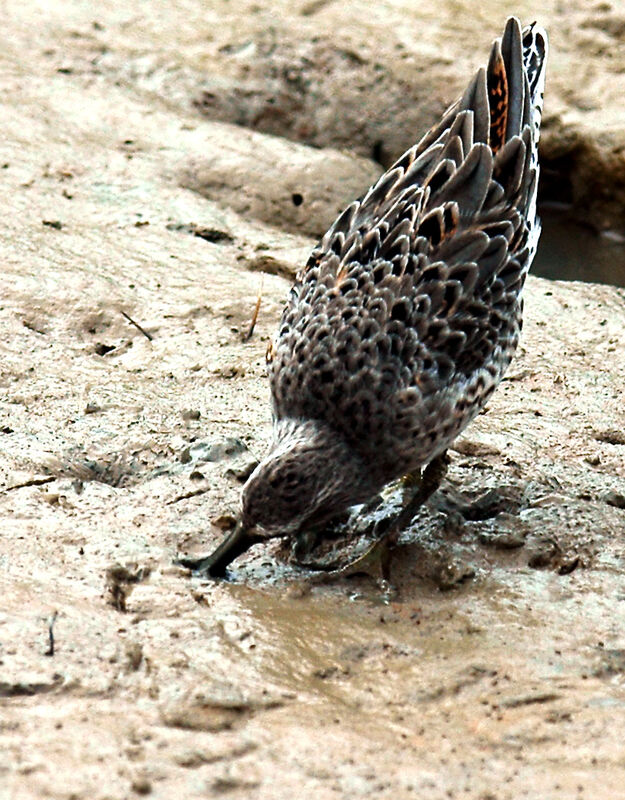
[389,451,451,537]
[307,452,450,585]
[291,525,348,570]
[290,509,353,568]
[292,529,320,561]
[401,469,423,499]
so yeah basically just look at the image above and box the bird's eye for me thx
[268,468,299,493]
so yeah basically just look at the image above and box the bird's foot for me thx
[312,451,450,588]
[292,517,389,574]
[293,454,449,590]
[330,531,394,582]
[290,510,353,569]
[305,529,398,597]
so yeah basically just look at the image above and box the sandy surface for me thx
[2,2,625,799]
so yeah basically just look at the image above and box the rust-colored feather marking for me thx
[335,265,349,285]
[488,43,509,154]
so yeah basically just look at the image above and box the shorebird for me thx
[181,17,548,578]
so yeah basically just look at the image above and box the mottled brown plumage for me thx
[185,17,548,577]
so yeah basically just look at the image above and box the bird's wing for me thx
[294,18,547,372]
[269,18,548,426]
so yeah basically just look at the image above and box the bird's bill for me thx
[191,521,261,578]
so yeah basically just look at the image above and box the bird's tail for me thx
[521,22,549,157]
[482,17,548,154]
[415,17,548,162]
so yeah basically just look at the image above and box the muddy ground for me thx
[2,1,625,799]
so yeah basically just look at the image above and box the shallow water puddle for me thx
[534,209,625,287]
[195,567,590,716]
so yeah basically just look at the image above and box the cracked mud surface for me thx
[2,2,625,799]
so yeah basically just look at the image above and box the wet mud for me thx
[2,2,625,799]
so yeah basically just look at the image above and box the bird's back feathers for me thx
[268,17,548,479]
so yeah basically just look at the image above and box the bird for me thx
[181,16,549,578]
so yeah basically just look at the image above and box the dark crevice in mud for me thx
[539,154,576,208]
[536,128,625,279]
[189,33,625,288]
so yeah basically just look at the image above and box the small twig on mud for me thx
[5,476,55,492]
[44,611,58,657]
[165,487,211,506]
[121,311,153,341]
[242,277,264,342]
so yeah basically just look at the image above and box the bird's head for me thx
[203,419,374,577]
